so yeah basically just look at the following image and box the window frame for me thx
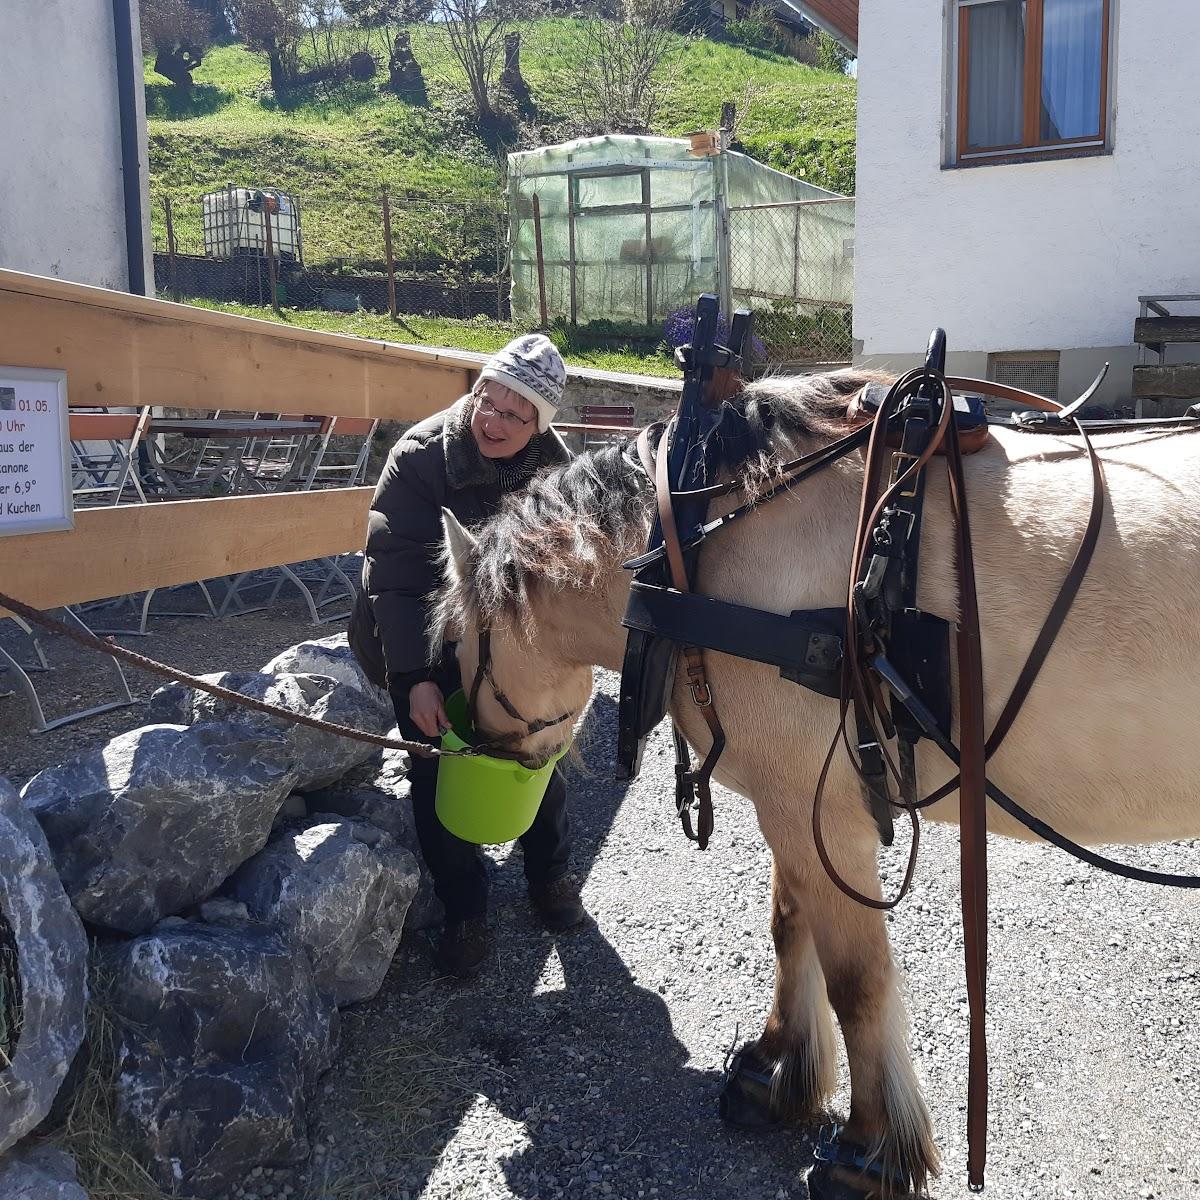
[949,0,1114,167]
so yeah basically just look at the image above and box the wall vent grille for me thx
[987,351,1060,402]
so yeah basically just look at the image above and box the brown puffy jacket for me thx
[348,397,569,690]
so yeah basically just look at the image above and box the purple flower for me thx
[663,307,766,360]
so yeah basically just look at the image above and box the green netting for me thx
[507,134,853,341]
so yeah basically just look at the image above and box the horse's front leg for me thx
[795,851,939,1199]
[721,861,837,1129]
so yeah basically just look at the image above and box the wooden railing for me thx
[0,269,480,614]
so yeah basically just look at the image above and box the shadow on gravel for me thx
[330,693,814,1200]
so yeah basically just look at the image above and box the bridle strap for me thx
[469,627,576,748]
[655,427,725,849]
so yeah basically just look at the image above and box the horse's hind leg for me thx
[801,861,938,1198]
[721,862,837,1128]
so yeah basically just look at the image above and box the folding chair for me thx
[218,416,377,624]
[69,407,152,505]
[232,413,323,493]
[300,416,380,490]
[579,404,637,450]
[0,609,135,733]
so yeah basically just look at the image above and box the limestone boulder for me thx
[226,817,420,1005]
[0,1144,88,1200]
[0,779,88,1154]
[302,777,442,930]
[261,633,392,719]
[22,724,296,934]
[109,921,337,1198]
[146,670,391,792]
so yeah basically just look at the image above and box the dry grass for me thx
[45,980,172,1200]
[307,988,508,1200]
[40,959,475,1200]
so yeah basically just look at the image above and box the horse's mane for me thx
[433,368,886,637]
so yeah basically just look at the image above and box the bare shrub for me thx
[550,0,686,135]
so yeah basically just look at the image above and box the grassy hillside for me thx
[146,22,855,260]
[187,300,683,377]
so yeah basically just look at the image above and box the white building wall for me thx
[0,1,152,292]
[853,0,1200,403]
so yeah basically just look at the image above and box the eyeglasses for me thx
[474,393,534,429]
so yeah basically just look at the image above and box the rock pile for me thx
[2,634,430,1198]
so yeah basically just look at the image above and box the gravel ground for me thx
[315,671,1200,1200]
[4,610,1198,1200]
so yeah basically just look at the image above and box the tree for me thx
[551,0,685,134]
[428,0,528,129]
[229,0,378,97]
[191,0,235,38]
[141,0,218,96]
[343,0,433,66]
[814,29,851,74]
[227,0,304,94]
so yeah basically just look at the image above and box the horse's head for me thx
[438,510,594,767]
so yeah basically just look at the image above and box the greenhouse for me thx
[506,134,854,360]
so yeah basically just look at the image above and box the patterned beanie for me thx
[477,334,566,433]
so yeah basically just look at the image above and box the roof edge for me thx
[776,0,857,55]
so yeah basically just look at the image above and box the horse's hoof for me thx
[806,1125,916,1199]
[719,1044,781,1131]
[805,1162,884,1200]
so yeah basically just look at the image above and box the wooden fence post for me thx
[164,195,179,302]
[382,187,398,321]
[532,193,549,329]
[264,201,280,315]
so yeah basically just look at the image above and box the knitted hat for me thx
[477,334,566,433]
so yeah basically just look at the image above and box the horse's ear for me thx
[441,508,477,581]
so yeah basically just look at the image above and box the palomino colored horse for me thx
[432,370,1200,1197]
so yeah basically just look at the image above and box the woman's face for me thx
[470,382,539,459]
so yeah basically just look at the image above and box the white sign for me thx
[0,367,72,537]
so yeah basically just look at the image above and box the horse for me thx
[430,369,1200,1198]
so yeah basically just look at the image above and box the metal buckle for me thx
[893,448,921,498]
[689,679,712,707]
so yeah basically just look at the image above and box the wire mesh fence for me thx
[727,197,855,365]
[149,182,855,373]
[151,188,509,322]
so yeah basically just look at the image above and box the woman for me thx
[349,334,587,978]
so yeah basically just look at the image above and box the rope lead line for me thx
[0,589,481,760]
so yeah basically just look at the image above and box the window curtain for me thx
[1040,0,1104,140]
[965,1,1026,150]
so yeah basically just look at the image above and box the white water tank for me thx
[202,185,303,263]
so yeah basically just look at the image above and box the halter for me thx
[467,628,577,755]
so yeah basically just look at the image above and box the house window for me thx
[954,0,1111,163]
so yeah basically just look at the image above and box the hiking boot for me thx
[434,915,491,978]
[530,874,588,933]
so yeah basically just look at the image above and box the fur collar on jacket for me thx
[442,395,571,492]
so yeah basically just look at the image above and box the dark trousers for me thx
[392,654,571,923]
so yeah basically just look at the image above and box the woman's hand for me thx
[409,681,450,739]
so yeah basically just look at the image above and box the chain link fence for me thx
[151,188,509,322]
[727,197,854,365]
[148,184,855,374]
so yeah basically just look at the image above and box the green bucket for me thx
[434,690,569,844]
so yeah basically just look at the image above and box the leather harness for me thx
[616,296,1200,1192]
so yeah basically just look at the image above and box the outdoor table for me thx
[146,417,325,496]
[148,417,323,438]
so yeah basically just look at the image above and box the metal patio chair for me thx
[0,608,135,733]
